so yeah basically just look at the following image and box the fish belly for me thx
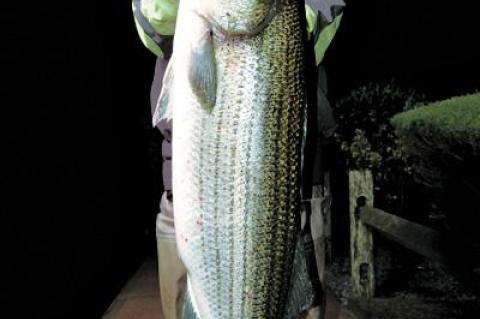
[173,1,305,318]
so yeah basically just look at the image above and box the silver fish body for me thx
[163,0,306,317]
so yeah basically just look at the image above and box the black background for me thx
[2,0,479,318]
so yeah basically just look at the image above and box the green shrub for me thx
[333,80,424,209]
[391,93,480,188]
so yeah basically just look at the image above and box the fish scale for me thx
[168,0,306,317]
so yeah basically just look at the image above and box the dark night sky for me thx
[325,0,480,101]
[2,0,479,318]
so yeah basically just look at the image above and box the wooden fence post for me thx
[349,170,375,298]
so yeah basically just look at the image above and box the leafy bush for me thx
[391,93,480,188]
[332,80,424,209]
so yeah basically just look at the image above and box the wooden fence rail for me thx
[359,205,445,263]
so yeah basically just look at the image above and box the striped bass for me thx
[157,0,307,317]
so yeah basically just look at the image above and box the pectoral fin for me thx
[188,31,217,112]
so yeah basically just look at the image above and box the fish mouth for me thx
[202,0,281,41]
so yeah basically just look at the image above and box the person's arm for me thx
[303,1,346,189]
[305,0,345,65]
[132,0,179,58]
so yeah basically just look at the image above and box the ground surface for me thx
[103,257,355,319]
[325,246,480,319]
[103,257,163,319]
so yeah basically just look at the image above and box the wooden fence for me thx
[349,169,452,299]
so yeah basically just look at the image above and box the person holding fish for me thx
[132,1,344,318]
[132,1,185,319]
